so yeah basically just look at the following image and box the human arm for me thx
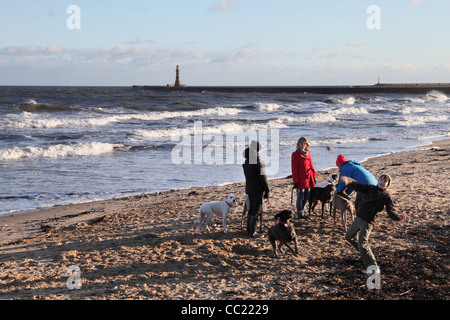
[259,161,270,198]
[385,195,406,222]
[291,153,299,187]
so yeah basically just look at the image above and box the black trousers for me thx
[247,192,263,235]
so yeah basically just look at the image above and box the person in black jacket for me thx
[341,174,406,274]
[243,141,269,238]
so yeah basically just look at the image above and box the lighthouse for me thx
[174,65,183,87]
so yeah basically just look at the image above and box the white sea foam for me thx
[328,96,356,105]
[255,102,282,112]
[0,142,120,160]
[399,106,428,114]
[329,106,369,115]
[279,137,369,147]
[135,119,289,141]
[396,115,448,126]
[425,90,448,103]
[7,107,242,129]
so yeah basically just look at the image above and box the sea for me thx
[0,86,449,215]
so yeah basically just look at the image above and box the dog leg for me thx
[197,209,204,234]
[241,208,247,228]
[341,209,347,232]
[269,236,278,257]
[308,198,313,215]
[278,243,284,252]
[293,237,299,255]
[284,242,298,256]
[332,206,337,226]
[329,200,333,221]
[321,201,325,219]
[203,213,214,232]
[222,214,228,233]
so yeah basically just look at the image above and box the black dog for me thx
[267,210,299,257]
[308,174,338,218]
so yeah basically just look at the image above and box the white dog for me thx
[197,194,235,234]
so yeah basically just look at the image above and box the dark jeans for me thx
[247,192,263,235]
[296,188,310,215]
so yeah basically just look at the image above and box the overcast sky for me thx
[1,0,449,86]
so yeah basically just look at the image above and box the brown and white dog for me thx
[330,193,355,231]
[197,194,235,234]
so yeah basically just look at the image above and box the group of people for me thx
[242,138,406,274]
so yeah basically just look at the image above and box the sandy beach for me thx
[0,139,448,300]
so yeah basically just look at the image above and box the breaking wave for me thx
[395,115,448,127]
[6,107,242,129]
[13,100,82,112]
[0,142,122,160]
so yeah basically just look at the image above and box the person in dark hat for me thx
[242,140,269,238]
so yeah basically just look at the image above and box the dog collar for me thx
[226,202,233,207]
[279,220,289,227]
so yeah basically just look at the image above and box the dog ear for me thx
[274,212,281,219]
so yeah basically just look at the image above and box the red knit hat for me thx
[336,154,346,167]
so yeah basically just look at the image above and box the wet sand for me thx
[0,139,448,300]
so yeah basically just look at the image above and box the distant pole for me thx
[377,76,380,85]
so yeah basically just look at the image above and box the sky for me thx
[1,0,449,86]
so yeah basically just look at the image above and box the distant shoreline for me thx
[132,83,450,94]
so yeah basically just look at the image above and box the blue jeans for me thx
[296,188,310,216]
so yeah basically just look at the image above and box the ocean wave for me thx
[391,97,426,104]
[424,90,448,103]
[13,100,85,113]
[398,106,429,114]
[278,113,337,123]
[390,91,448,104]
[324,96,356,105]
[329,106,369,116]
[0,142,121,160]
[6,107,242,129]
[135,119,290,141]
[254,102,282,112]
[395,115,448,127]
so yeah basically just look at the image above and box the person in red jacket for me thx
[291,137,318,219]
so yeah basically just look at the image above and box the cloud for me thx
[2,44,445,86]
[410,0,424,5]
[347,40,367,47]
[0,44,290,66]
[208,0,238,13]
[124,38,155,45]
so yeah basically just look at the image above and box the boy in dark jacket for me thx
[341,174,406,274]
[243,141,269,238]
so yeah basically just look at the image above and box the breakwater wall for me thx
[132,83,450,94]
